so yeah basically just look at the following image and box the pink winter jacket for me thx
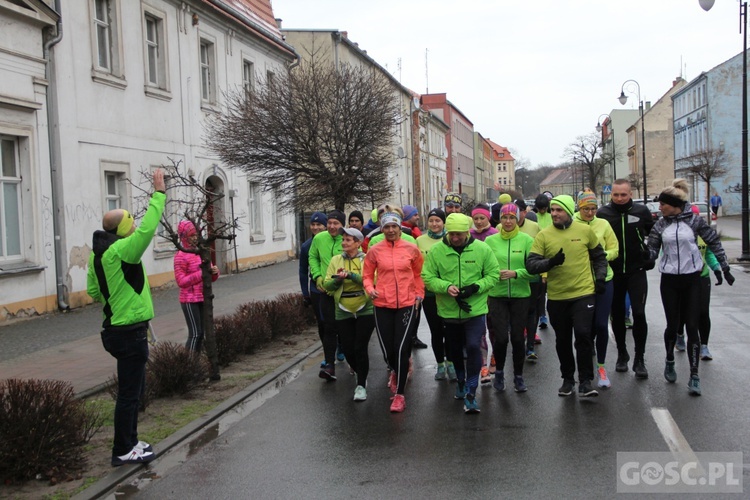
[174,221,218,303]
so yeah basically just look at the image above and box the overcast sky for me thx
[272,0,742,168]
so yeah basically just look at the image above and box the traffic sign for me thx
[602,184,612,194]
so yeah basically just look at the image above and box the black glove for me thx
[641,248,652,262]
[643,259,655,271]
[548,248,565,268]
[455,298,472,313]
[714,270,723,286]
[724,269,735,286]
[595,279,606,295]
[456,284,480,299]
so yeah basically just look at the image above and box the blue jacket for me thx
[299,237,320,297]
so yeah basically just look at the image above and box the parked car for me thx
[646,202,662,222]
[691,202,718,229]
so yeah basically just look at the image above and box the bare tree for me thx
[677,148,729,217]
[564,132,611,195]
[133,159,237,381]
[205,52,399,212]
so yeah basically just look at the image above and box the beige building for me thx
[625,78,686,200]
[487,140,515,192]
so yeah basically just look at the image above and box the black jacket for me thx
[597,200,654,274]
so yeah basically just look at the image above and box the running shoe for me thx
[597,366,611,388]
[493,370,505,392]
[111,447,156,467]
[480,366,492,385]
[538,315,548,330]
[434,363,447,381]
[664,360,677,383]
[388,371,397,394]
[318,364,336,381]
[513,375,527,393]
[687,374,701,396]
[578,380,599,397]
[390,394,406,412]
[558,380,575,396]
[446,362,458,381]
[624,316,633,329]
[633,358,649,379]
[534,333,542,344]
[353,385,367,401]
[676,334,686,352]
[454,381,467,400]
[526,350,538,361]
[135,441,153,453]
[615,352,630,372]
[700,345,713,360]
[464,394,480,413]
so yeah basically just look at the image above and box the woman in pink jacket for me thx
[363,207,424,413]
[174,220,219,352]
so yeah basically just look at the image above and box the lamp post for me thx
[700,0,749,261]
[596,114,617,184]
[618,80,648,201]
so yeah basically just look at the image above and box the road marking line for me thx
[651,407,705,475]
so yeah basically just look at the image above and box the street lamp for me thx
[700,0,749,260]
[596,113,617,184]
[618,80,648,201]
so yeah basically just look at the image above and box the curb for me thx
[73,342,323,500]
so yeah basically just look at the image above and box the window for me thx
[273,189,285,238]
[248,181,263,241]
[243,60,254,94]
[144,14,164,86]
[0,137,22,259]
[104,172,123,210]
[200,39,216,103]
[90,0,124,86]
[101,162,129,214]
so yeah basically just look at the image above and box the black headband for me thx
[658,192,685,208]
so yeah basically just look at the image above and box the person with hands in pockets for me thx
[422,213,499,414]
[526,195,608,398]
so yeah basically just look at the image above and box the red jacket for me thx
[363,238,424,309]
[174,221,218,303]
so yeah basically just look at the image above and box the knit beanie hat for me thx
[371,208,379,223]
[348,210,364,223]
[310,211,328,225]
[328,209,346,225]
[500,203,519,219]
[471,204,491,219]
[403,205,418,221]
[445,213,471,233]
[550,195,575,218]
[577,192,598,208]
[380,212,402,227]
[497,193,512,205]
[444,193,462,206]
[427,208,446,223]
[535,193,550,209]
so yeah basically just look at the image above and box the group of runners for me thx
[299,178,735,414]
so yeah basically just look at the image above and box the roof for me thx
[540,168,574,186]
[421,93,474,127]
[486,139,515,161]
[202,1,296,59]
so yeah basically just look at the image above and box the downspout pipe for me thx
[43,0,68,311]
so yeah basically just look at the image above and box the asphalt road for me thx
[135,260,750,498]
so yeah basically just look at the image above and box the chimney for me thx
[341,31,348,39]
[275,18,282,29]
[673,76,684,86]
[645,101,652,111]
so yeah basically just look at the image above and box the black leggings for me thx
[422,296,445,363]
[678,275,712,345]
[661,272,701,374]
[374,306,416,395]
[487,297,529,376]
[611,271,648,358]
[337,315,375,386]
[181,302,204,352]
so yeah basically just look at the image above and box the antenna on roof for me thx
[425,48,429,94]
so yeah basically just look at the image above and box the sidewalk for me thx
[0,260,301,396]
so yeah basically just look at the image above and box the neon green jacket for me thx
[422,237,499,320]
[87,192,165,328]
[323,252,373,319]
[308,230,343,285]
[573,213,619,282]
[484,231,534,298]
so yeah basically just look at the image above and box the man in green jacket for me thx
[308,209,345,380]
[87,169,165,466]
[422,213,499,413]
[526,195,608,398]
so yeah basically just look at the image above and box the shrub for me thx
[108,342,209,403]
[214,314,248,366]
[236,300,273,352]
[270,293,314,336]
[0,379,103,483]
